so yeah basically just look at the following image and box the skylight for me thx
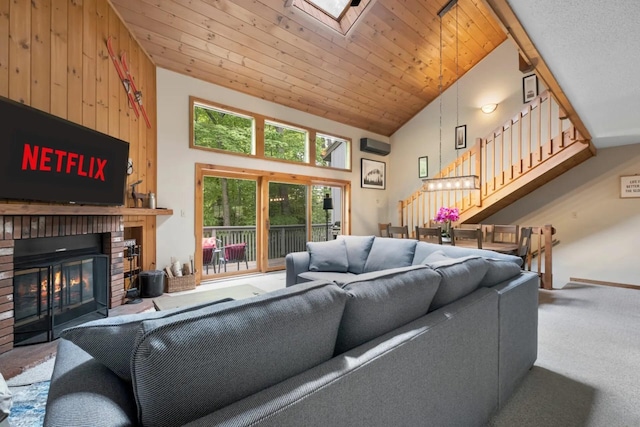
[290,0,369,35]
[307,0,350,19]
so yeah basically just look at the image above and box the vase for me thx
[441,221,451,239]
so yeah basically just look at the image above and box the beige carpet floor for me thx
[490,282,640,426]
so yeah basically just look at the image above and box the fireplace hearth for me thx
[0,214,125,355]
[12,234,109,346]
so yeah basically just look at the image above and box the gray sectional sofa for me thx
[44,235,538,427]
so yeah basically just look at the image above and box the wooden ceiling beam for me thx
[483,0,592,142]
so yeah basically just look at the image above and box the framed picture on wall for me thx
[523,74,538,103]
[361,158,386,190]
[455,125,467,150]
[418,156,428,178]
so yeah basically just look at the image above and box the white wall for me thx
[156,69,389,269]
[388,41,544,207]
[387,39,640,289]
[156,39,636,289]
[483,143,640,288]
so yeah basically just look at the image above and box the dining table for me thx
[444,238,519,255]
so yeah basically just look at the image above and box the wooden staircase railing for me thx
[397,90,594,290]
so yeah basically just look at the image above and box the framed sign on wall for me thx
[620,175,640,198]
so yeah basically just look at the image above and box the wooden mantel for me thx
[0,204,173,216]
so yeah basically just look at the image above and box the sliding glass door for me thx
[201,175,258,278]
[266,182,307,268]
[196,164,350,279]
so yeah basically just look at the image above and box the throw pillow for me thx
[422,251,489,311]
[363,237,417,272]
[479,258,522,287]
[59,297,234,381]
[338,235,375,274]
[307,239,349,272]
[131,280,348,427]
[335,265,441,354]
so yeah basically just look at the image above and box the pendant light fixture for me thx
[422,0,479,192]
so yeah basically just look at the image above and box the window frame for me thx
[189,96,352,172]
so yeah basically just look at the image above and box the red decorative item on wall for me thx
[106,36,151,129]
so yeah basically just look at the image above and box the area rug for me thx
[8,381,49,427]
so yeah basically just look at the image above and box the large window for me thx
[190,97,351,171]
[316,133,349,168]
[264,121,307,162]
[192,103,254,155]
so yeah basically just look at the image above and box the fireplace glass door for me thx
[13,254,109,345]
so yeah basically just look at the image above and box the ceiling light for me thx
[422,176,480,192]
[481,103,498,114]
[421,0,479,194]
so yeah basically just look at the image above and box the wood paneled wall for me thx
[0,0,158,270]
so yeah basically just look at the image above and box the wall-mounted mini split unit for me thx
[360,138,391,156]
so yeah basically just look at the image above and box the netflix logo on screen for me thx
[0,96,129,205]
[21,144,108,181]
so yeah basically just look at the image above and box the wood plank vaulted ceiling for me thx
[111,0,507,137]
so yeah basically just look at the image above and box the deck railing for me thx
[398,91,586,289]
[203,224,333,261]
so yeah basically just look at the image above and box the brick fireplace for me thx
[0,214,125,355]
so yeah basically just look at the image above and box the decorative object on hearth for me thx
[433,206,460,239]
[147,192,156,209]
[130,179,148,208]
[421,0,479,192]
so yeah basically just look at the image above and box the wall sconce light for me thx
[481,103,498,114]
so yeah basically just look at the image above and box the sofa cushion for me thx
[307,239,349,272]
[58,297,234,381]
[298,271,357,286]
[412,241,444,265]
[131,280,348,427]
[422,251,489,311]
[363,237,417,273]
[480,258,523,287]
[338,235,375,274]
[434,245,524,267]
[335,265,441,354]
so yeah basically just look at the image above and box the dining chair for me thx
[415,226,443,244]
[450,227,483,249]
[516,227,533,269]
[492,224,519,244]
[387,225,410,239]
[378,222,391,237]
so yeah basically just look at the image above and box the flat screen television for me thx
[0,96,130,206]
